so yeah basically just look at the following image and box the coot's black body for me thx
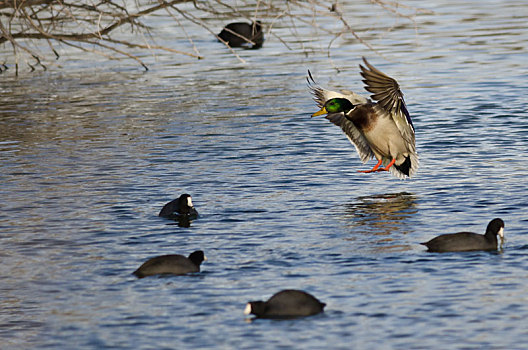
[133,250,206,278]
[218,21,264,49]
[244,289,326,319]
[421,218,505,252]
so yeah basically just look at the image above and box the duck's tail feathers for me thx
[395,156,412,176]
[388,153,419,179]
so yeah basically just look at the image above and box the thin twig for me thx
[0,0,426,73]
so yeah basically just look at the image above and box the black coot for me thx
[421,218,505,252]
[218,21,264,49]
[244,289,326,319]
[133,250,206,278]
[158,194,198,219]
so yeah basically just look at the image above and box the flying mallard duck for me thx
[308,57,418,179]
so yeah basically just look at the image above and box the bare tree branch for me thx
[0,0,433,74]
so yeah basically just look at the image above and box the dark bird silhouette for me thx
[421,218,505,252]
[158,194,198,220]
[133,250,206,278]
[218,21,264,49]
[244,290,326,319]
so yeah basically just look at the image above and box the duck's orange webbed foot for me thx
[358,158,396,173]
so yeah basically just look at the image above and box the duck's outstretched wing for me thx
[307,70,375,163]
[307,70,368,107]
[325,113,376,163]
[359,58,416,151]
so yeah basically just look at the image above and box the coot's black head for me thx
[244,301,265,316]
[188,250,206,267]
[177,194,194,213]
[486,218,505,239]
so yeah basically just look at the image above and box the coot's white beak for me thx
[244,303,252,315]
[498,227,504,239]
[187,197,193,208]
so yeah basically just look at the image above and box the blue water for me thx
[1,0,528,348]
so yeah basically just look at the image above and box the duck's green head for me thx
[312,98,355,117]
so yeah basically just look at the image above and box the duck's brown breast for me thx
[345,104,378,132]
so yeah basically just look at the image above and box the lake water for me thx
[1,0,528,348]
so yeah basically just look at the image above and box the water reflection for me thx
[340,192,418,251]
[342,192,417,234]
[165,216,195,228]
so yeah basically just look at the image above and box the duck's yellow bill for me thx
[311,107,327,117]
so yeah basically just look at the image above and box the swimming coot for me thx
[421,218,505,252]
[218,21,264,49]
[133,250,206,278]
[158,194,198,219]
[244,289,326,319]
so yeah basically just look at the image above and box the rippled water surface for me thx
[1,0,528,348]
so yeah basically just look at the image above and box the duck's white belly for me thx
[363,116,408,160]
